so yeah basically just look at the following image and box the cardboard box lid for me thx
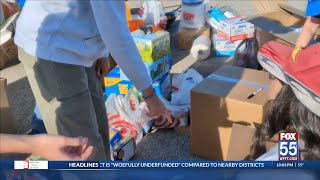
[192,65,271,106]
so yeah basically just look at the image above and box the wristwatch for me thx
[292,47,303,62]
[142,89,155,100]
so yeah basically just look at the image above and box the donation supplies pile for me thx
[104,2,268,161]
[104,5,205,159]
[207,7,260,69]
[8,0,314,164]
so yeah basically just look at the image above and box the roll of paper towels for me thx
[190,35,211,60]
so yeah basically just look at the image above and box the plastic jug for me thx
[180,0,206,29]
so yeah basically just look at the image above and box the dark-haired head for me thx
[246,85,320,160]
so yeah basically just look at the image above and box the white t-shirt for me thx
[0,3,5,25]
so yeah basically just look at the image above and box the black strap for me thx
[139,25,153,35]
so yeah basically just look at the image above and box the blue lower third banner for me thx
[0,161,319,170]
[1,161,320,180]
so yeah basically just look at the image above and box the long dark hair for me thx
[246,85,320,160]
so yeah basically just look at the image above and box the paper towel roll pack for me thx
[190,34,211,60]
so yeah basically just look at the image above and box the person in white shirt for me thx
[14,0,171,160]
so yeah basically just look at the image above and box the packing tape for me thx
[208,74,270,89]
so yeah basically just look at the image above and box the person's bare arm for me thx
[109,54,117,73]
[295,16,320,48]
[0,134,93,160]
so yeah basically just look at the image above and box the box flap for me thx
[0,77,17,134]
[226,124,255,160]
[192,65,271,106]
[278,4,306,19]
[246,10,308,45]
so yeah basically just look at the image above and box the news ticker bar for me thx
[0,161,320,170]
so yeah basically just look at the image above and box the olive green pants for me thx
[18,47,109,160]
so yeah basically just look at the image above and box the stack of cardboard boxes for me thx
[105,29,172,161]
[104,29,172,100]
[190,5,311,160]
[207,8,255,57]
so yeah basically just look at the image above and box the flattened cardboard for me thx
[191,65,272,160]
[246,9,307,46]
[226,124,255,160]
[0,78,17,134]
[278,4,306,19]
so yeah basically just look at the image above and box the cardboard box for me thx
[120,54,172,99]
[218,17,255,42]
[109,128,122,149]
[0,77,17,134]
[131,30,171,63]
[191,65,272,160]
[178,27,210,50]
[226,124,255,160]
[226,122,279,160]
[213,34,243,57]
[104,67,135,100]
[112,137,136,161]
[121,54,172,83]
[247,7,306,46]
[207,8,227,30]
[0,38,19,70]
[105,54,172,100]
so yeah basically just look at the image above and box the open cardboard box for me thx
[247,3,318,46]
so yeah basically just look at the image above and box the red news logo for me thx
[278,132,299,161]
[279,132,298,141]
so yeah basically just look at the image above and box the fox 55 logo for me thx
[278,132,299,161]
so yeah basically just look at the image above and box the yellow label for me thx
[104,77,121,86]
[118,84,129,95]
[109,130,115,137]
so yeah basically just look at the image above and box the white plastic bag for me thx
[138,0,167,29]
[171,68,204,106]
[119,90,151,123]
[105,94,144,143]
[105,94,121,115]
[159,96,190,126]
[153,82,190,128]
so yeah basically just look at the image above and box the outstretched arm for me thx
[0,134,93,160]
[295,16,320,48]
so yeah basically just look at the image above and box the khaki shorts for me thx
[18,47,110,160]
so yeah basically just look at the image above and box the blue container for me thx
[182,0,203,4]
